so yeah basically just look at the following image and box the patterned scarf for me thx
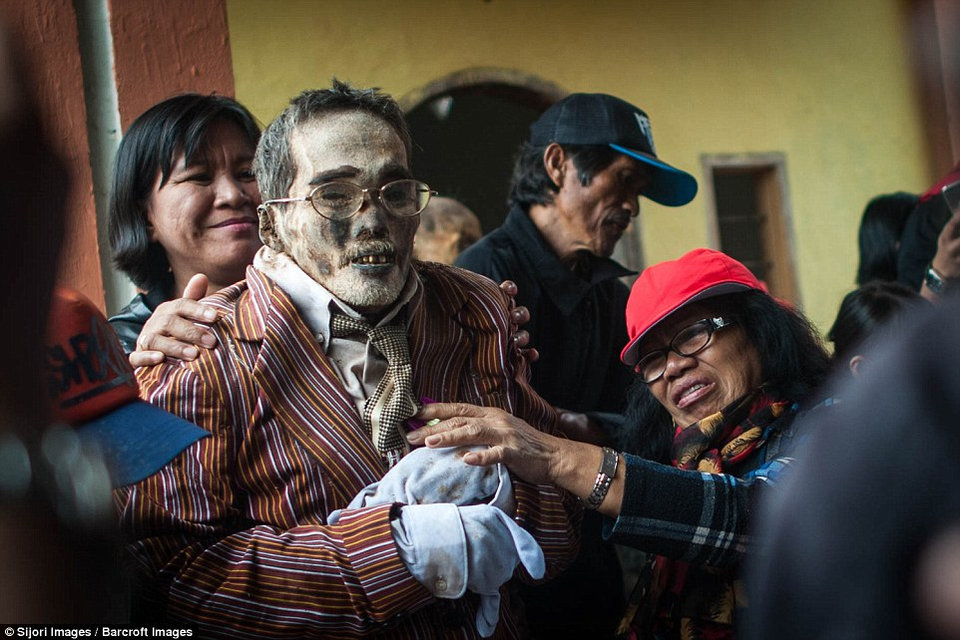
[671,391,785,473]
[649,391,789,640]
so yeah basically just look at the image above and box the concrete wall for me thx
[227,0,936,332]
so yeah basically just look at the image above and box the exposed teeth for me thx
[681,384,705,399]
[354,255,390,265]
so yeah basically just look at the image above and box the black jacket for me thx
[456,206,635,419]
[108,289,166,354]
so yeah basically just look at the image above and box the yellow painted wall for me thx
[227,0,931,333]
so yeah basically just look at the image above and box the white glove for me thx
[391,503,545,638]
[328,445,513,524]
[460,504,546,637]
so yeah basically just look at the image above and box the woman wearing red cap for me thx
[410,248,831,639]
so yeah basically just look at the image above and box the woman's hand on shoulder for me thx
[129,274,219,367]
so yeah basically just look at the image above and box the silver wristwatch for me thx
[924,263,949,295]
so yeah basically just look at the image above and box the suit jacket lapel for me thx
[408,264,477,405]
[408,263,516,412]
[242,269,385,502]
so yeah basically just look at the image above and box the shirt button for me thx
[435,577,448,593]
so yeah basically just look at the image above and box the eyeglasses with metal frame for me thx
[261,179,437,221]
[635,316,735,383]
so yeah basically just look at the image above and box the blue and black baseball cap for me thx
[529,93,697,207]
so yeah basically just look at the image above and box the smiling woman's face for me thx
[640,302,764,428]
[146,118,261,296]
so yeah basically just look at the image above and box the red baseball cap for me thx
[45,287,209,486]
[620,248,765,366]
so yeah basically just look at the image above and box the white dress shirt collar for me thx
[253,245,421,349]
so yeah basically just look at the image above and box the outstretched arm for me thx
[410,402,792,569]
[408,403,625,518]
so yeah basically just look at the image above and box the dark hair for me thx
[507,142,620,211]
[856,192,918,286]
[828,280,929,364]
[107,94,261,294]
[624,290,831,463]
[254,79,413,202]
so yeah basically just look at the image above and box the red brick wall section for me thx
[0,0,235,312]
[108,0,235,130]
[2,0,105,308]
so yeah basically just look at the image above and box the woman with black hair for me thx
[828,280,930,377]
[856,191,917,286]
[107,94,261,354]
[409,248,832,640]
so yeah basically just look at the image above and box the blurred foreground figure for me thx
[0,24,121,623]
[747,292,960,640]
[413,195,482,264]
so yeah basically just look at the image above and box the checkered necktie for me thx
[329,314,417,464]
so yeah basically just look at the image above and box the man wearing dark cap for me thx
[456,93,697,638]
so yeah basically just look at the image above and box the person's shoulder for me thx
[109,291,154,324]
[179,277,264,369]
[758,396,836,465]
[415,263,514,343]
[455,225,519,268]
[606,275,631,297]
[204,277,251,314]
[417,260,502,296]
[416,261,511,324]
[108,292,161,354]
[139,278,260,383]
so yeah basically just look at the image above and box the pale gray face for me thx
[263,111,419,313]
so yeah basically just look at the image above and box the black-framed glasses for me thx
[261,179,437,221]
[634,316,735,383]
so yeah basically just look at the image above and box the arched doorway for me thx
[401,69,645,273]
[401,68,564,234]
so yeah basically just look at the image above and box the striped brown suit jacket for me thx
[118,261,579,639]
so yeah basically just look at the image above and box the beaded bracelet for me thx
[584,446,619,510]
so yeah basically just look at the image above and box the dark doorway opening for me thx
[406,84,555,234]
[713,171,771,282]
